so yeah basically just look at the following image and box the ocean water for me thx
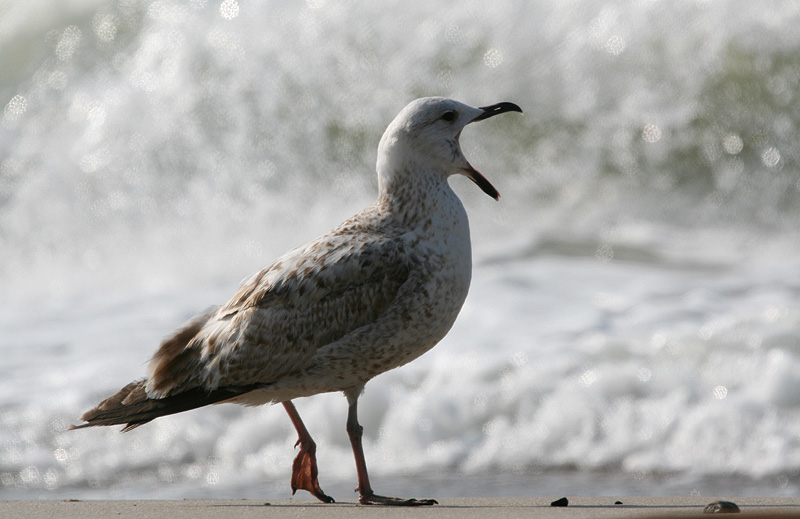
[2,0,800,501]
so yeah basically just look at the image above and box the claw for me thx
[359,492,437,506]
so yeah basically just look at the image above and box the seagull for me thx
[71,97,522,505]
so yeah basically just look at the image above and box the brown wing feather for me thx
[146,233,413,396]
[146,306,218,395]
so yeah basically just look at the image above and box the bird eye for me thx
[440,110,457,122]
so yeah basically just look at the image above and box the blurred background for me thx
[2,0,799,501]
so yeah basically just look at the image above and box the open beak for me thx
[461,102,523,200]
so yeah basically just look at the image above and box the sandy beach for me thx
[3,497,799,519]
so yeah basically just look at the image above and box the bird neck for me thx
[378,161,447,204]
[375,134,469,232]
[375,163,469,239]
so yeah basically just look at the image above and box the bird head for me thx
[377,97,522,200]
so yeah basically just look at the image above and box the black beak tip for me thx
[473,102,523,121]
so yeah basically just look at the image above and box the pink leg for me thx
[282,401,335,503]
[345,394,437,506]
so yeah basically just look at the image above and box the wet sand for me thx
[3,497,798,519]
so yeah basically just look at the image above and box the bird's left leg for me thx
[344,389,437,506]
[282,400,335,503]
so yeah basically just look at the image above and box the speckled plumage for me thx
[146,184,472,405]
[73,97,521,505]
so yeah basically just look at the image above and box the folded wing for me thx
[146,232,413,398]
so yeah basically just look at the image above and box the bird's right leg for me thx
[282,400,335,503]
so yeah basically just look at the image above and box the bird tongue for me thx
[462,164,500,200]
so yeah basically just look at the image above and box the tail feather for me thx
[70,379,264,432]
